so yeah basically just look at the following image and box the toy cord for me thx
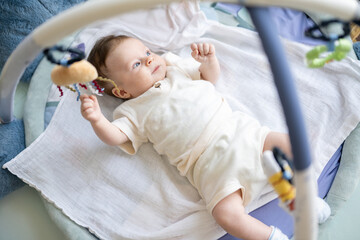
[43,46,85,67]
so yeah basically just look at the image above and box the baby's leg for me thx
[212,190,287,240]
[263,132,292,158]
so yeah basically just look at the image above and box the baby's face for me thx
[105,38,166,98]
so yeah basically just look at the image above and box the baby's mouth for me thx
[152,65,160,74]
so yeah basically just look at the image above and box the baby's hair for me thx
[88,35,130,96]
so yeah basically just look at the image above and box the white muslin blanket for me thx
[4,1,360,239]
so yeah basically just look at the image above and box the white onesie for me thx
[112,52,270,213]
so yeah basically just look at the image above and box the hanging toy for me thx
[305,37,352,68]
[304,19,352,68]
[43,45,102,100]
[262,147,296,212]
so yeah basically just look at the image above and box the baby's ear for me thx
[112,87,131,99]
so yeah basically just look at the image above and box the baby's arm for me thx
[80,94,129,146]
[191,43,220,84]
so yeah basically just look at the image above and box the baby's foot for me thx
[261,150,331,224]
[316,197,331,224]
[278,196,331,224]
[268,226,289,240]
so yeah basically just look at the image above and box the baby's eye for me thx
[146,50,151,56]
[133,62,140,69]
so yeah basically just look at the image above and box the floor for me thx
[351,23,360,42]
[318,182,360,240]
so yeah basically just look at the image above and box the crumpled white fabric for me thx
[4,1,360,239]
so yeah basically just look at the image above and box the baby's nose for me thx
[146,56,153,66]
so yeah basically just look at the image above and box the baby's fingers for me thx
[80,94,89,102]
[191,43,215,58]
[89,95,98,103]
[208,44,215,55]
[201,43,210,55]
[81,101,94,110]
[191,43,199,58]
[201,43,215,56]
[191,43,198,52]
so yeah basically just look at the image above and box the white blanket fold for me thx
[4,1,360,240]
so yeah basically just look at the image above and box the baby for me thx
[80,35,323,240]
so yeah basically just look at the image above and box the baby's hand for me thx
[80,94,102,123]
[190,43,220,84]
[191,43,216,63]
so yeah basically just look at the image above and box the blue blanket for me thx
[0,0,85,199]
[0,119,25,198]
[0,0,86,83]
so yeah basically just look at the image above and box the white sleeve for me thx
[112,117,147,155]
[112,104,148,155]
[163,52,201,80]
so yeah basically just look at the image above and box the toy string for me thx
[96,76,121,93]
[73,84,81,101]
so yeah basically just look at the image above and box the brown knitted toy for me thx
[51,59,98,86]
